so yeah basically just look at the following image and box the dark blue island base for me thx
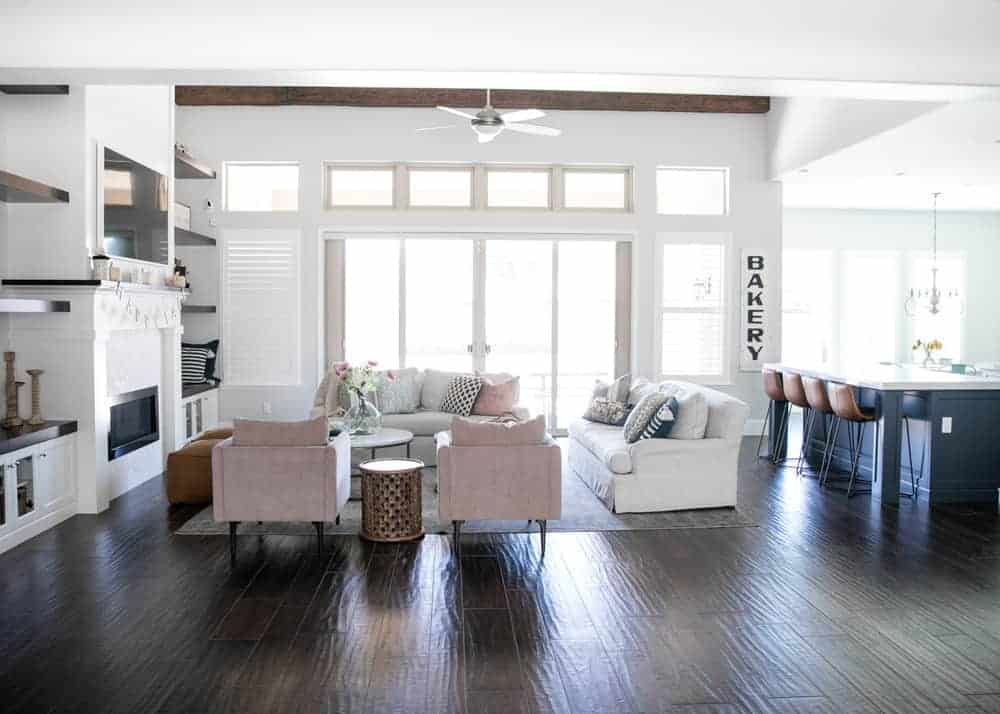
[768,388,1000,506]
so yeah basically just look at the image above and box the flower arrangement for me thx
[912,339,944,366]
[333,360,394,398]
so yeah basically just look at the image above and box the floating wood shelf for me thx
[182,304,216,313]
[175,227,216,247]
[175,150,216,180]
[0,170,70,204]
[0,85,69,95]
[0,298,70,314]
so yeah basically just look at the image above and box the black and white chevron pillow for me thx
[640,397,679,440]
[440,375,484,416]
[181,346,212,385]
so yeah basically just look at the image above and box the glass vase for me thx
[344,390,381,435]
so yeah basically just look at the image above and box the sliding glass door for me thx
[339,234,626,431]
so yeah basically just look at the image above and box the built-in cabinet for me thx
[182,387,219,442]
[0,433,77,554]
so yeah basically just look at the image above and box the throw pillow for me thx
[421,369,461,410]
[640,397,679,440]
[623,392,669,443]
[375,368,421,414]
[659,382,710,439]
[583,397,632,426]
[451,415,546,446]
[182,339,219,382]
[591,374,630,404]
[181,346,211,385]
[472,377,518,416]
[439,375,484,416]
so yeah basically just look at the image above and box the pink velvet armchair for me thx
[436,416,561,555]
[212,417,350,565]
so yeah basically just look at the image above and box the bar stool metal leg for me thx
[796,408,816,477]
[756,403,772,459]
[901,416,924,499]
[772,403,792,465]
[819,416,841,487]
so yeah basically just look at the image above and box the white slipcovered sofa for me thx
[311,368,528,466]
[568,380,749,513]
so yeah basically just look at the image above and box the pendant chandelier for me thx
[904,192,964,317]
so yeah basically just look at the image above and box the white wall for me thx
[176,105,783,426]
[784,207,1000,362]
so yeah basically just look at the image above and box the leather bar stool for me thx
[800,377,835,479]
[825,383,880,497]
[778,371,811,468]
[757,369,787,461]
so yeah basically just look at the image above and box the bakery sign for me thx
[739,249,776,371]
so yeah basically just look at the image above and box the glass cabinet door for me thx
[16,455,35,518]
[1,463,7,527]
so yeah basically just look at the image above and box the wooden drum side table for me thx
[359,458,425,542]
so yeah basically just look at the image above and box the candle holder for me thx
[26,369,44,426]
[2,352,22,429]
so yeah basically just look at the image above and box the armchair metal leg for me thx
[229,521,239,567]
[452,520,463,554]
[313,521,324,559]
[335,514,341,526]
[539,519,547,557]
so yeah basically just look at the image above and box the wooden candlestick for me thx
[27,369,44,426]
[3,352,21,429]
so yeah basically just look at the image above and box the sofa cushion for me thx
[658,382,709,439]
[232,415,328,446]
[592,374,630,404]
[376,367,421,414]
[472,377,518,416]
[420,369,462,410]
[451,415,546,446]
[568,419,632,474]
[623,392,669,443]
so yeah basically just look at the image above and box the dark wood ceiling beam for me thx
[175,86,769,113]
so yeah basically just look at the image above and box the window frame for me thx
[323,161,399,210]
[222,161,301,213]
[653,232,733,385]
[404,163,476,210]
[655,165,730,216]
[558,165,634,213]
[484,165,554,211]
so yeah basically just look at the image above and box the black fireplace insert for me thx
[108,386,159,461]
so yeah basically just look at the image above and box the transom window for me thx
[407,167,474,208]
[326,165,395,208]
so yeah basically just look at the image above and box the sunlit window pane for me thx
[405,239,474,371]
[225,163,299,212]
[782,250,834,366]
[328,167,395,207]
[408,169,472,207]
[910,253,964,362]
[563,170,629,210]
[345,240,400,367]
[656,167,728,216]
[660,241,726,377]
[843,251,899,364]
[486,170,550,208]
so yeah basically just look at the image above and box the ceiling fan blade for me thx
[415,124,458,132]
[436,105,477,119]
[501,108,545,123]
[505,122,562,137]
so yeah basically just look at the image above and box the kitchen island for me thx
[764,362,1000,505]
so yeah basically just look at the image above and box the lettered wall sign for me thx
[739,249,777,371]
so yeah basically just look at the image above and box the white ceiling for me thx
[782,101,1000,210]
[3,0,1000,99]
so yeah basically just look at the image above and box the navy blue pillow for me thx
[639,397,678,440]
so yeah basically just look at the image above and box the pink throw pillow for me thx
[451,415,546,446]
[471,377,518,416]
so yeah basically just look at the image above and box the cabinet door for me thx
[13,454,37,521]
[203,393,219,431]
[39,438,75,512]
[0,460,9,531]
[184,402,194,440]
[194,398,203,435]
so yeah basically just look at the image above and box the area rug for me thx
[175,469,757,536]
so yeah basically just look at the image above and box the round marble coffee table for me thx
[350,427,414,460]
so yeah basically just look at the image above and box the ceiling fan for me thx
[417,89,562,143]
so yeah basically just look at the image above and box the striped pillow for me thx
[181,346,212,385]
[640,397,679,440]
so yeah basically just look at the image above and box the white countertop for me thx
[764,361,1000,391]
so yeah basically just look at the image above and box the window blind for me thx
[222,228,301,386]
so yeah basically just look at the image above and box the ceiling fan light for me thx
[472,123,503,140]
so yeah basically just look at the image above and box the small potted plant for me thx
[334,361,394,435]
[912,339,943,367]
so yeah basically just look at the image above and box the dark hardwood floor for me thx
[2,438,1000,713]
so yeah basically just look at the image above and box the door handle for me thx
[485,344,492,354]
[467,344,474,353]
